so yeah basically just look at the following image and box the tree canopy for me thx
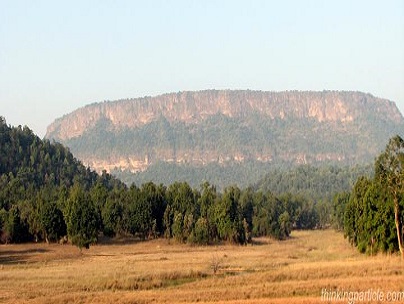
[0,118,328,247]
[335,135,404,255]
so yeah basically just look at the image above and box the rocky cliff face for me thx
[47,90,402,140]
[46,90,404,175]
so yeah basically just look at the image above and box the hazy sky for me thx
[1,0,403,137]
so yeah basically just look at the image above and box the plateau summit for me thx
[46,90,404,187]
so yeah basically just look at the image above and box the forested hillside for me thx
[0,118,114,190]
[255,165,373,201]
[4,117,403,255]
[0,117,122,246]
[0,118,326,247]
[46,90,404,189]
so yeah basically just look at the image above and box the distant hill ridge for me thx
[47,90,402,140]
[45,90,404,186]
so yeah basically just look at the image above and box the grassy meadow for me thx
[1,230,404,304]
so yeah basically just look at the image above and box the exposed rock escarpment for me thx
[46,90,404,174]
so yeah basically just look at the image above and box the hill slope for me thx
[0,117,123,243]
[46,90,404,187]
[0,117,121,202]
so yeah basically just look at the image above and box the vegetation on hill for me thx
[254,164,373,201]
[3,116,404,255]
[46,90,404,188]
[0,117,122,248]
[113,160,278,190]
[116,162,373,208]
[0,117,326,248]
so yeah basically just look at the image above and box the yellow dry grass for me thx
[1,230,404,304]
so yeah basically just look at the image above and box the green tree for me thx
[17,198,41,242]
[163,204,173,239]
[141,182,167,236]
[3,205,29,243]
[252,191,273,237]
[65,185,99,250]
[190,217,209,245]
[374,135,404,258]
[127,186,153,240]
[362,182,396,254]
[164,182,197,242]
[90,181,109,232]
[0,208,7,242]
[344,176,371,249]
[172,211,184,242]
[39,201,66,243]
[101,197,123,237]
[278,211,291,239]
[239,187,254,243]
[332,192,350,231]
[214,186,245,243]
[316,200,330,229]
[198,182,218,242]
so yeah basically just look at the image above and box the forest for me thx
[0,117,323,248]
[1,116,403,256]
[116,160,372,193]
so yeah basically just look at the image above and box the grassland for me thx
[1,230,404,304]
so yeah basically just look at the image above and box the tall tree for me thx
[39,201,66,243]
[141,182,167,236]
[64,184,99,250]
[375,135,404,258]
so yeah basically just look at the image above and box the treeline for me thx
[0,118,324,248]
[332,135,404,256]
[255,164,372,201]
[115,161,373,195]
[115,161,276,191]
[0,179,323,248]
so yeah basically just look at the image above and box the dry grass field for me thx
[1,230,404,304]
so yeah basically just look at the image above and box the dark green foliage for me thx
[196,182,218,243]
[65,185,100,250]
[115,162,374,195]
[141,182,167,236]
[101,195,123,237]
[0,118,121,247]
[0,208,7,242]
[164,182,197,242]
[343,176,397,254]
[341,136,404,254]
[114,161,276,192]
[1,206,30,243]
[190,217,209,245]
[251,192,286,240]
[213,186,244,243]
[278,211,292,239]
[239,188,254,242]
[255,165,373,201]
[0,117,326,247]
[39,201,66,243]
[125,185,153,240]
[374,135,404,257]
[331,192,350,231]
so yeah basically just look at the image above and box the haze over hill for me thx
[46,90,404,187]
